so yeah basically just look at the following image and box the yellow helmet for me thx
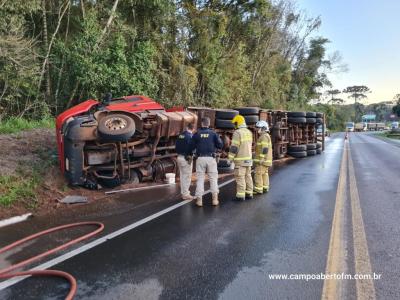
[232,115,245,127]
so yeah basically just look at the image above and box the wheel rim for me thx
[104,117,127,131]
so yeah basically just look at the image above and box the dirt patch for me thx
[0,128,113,220]
[0,128,55,177]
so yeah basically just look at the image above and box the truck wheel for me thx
[307,150,317,156]
[316,149,322,154]
[215,118,235,129]
[288,117,306,124]
[218,166,234,174]
[288,144,307,152]
[316,118,323,124]
[306,118,316,124]
[306,143,317,150]
[215,109,238,120]
[316,142,322,149]
[218,159,231,168]
[235,107,260,115]
[244,115,259,125]
[97,172,121,188]
[98,114,136,141]
[316,112,323,118]
[288,151,307,158]
[287,111,306,118]
[128,169,141,184]
[306,112,316,118]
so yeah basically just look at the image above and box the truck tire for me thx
[288,144,307,152]
[287,111,306,118]
[288,151,307,158]
[218,159,231,168]
[316,142,322,149]
[316,118,323,124]
[306,117,316,124]
[235,107,260,115]
[215,109,238,120]
[316,149,322,154]
[218,166,234,174]
[97,172,121,188]
[215,118,235,129]
[306,143,317,150]
[244,115,259,125]
[307,150,317,156]
[288,117,306,124]
[316,112,323,118]
[98,114,135,141]
[306,112,316,118]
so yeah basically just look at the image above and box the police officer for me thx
[175,123,195,200]
[228,115,253,201]
[191,117,223,207]
[253,121,272,194]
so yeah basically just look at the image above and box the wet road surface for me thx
[1,133,399,299]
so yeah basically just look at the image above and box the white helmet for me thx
[255,120,269,132]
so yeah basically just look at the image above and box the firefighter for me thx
[253,120,272,194]
[228,115,253,201]
[175,123,195,200]
[191,117,223,207]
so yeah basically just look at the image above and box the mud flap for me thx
[64,139,85,186]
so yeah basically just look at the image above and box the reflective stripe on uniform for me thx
[233,157,252,161]
[236,192,245,197]
[254,186,263,191]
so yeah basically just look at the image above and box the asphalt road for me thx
[1,132,399,299]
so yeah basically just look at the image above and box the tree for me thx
[343,85,371,121]
[392,94,400,117]
[326,89,343,104]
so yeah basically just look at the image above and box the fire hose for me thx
[0,222,104,300]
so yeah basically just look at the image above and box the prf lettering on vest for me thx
[200,134,209,138]
[179,135,184,139]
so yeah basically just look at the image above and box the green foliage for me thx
[0,117,54,134]
[0,175,38,207]
[1,0,339,118]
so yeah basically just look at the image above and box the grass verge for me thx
[0,147,57,209]
[0,117,54,134]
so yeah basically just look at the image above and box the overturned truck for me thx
[56,95,325,188]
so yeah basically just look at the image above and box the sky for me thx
[297,0,400,104]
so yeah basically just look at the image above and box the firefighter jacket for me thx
[254,132,272,167]
[228,126,253,167]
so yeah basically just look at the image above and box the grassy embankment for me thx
[0,117,55,209]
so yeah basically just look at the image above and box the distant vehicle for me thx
[367,122,377,131]
[346,122,354,132]
[376,123,385,131]
[354,123,366,132]
[391,122,399,129]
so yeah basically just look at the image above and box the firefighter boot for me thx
[212,193,219,206]
[196,197,203,207]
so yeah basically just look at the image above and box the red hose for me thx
[0,221,104,300]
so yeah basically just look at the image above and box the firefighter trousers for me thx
[177,155,193,196]
[195,157,219,198]
[234,165,253,198]
[254,164,269,193]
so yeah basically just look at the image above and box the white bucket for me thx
[165,173,176,184]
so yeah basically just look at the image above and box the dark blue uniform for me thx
[191,127,223,156]
[175,130,193,156]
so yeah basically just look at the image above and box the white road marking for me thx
[0,178,235,290]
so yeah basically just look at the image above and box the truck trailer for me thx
[56,95,325,188]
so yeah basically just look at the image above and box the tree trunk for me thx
[95,0,120,49]
[41,0,51,102]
